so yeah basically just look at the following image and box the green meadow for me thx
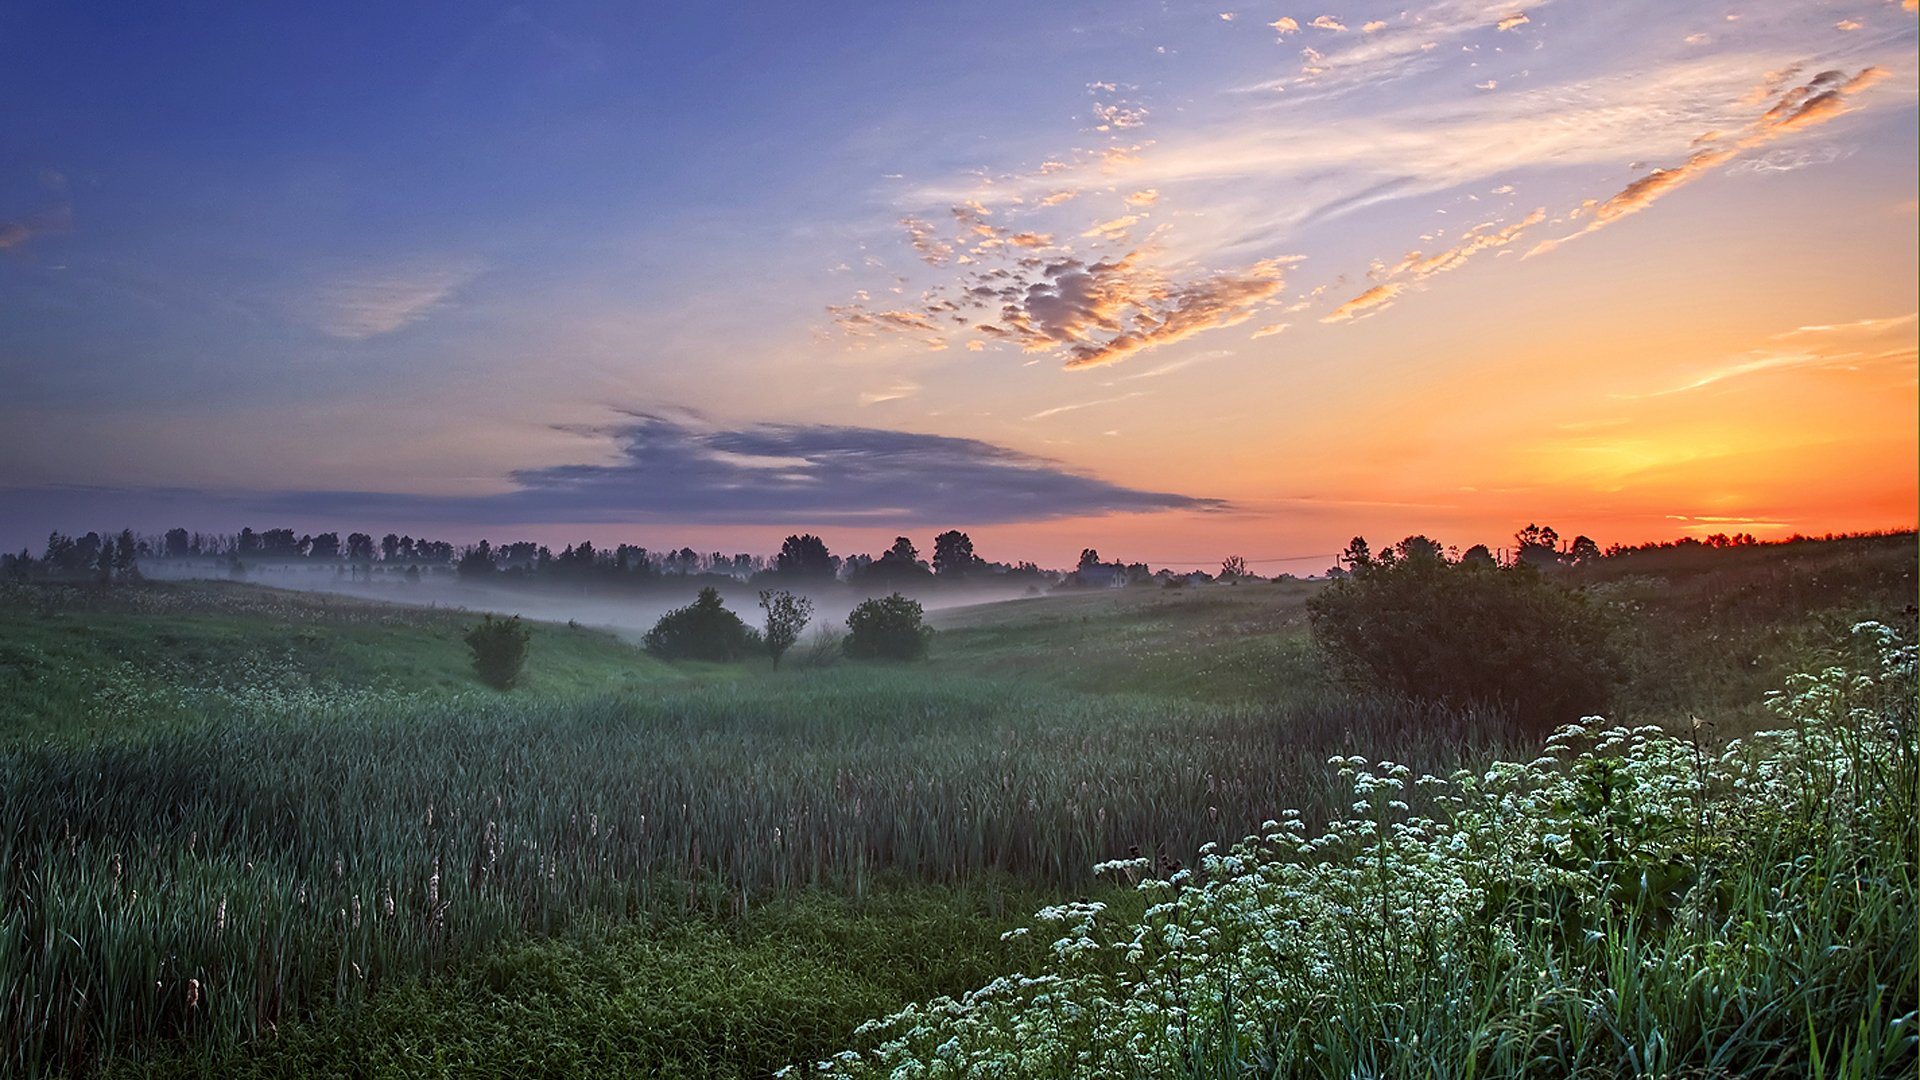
[0,532,1913,1078]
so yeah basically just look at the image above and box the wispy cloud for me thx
[1529,67,1889,256]
[858,379,922,406]
[831,11,1908,374]
[1115,349,1234,381]
[1633,313,1918,397]
[0,204,72,252]
[1025,391,1147,420]
[1321,282,1405,322]
[308,257,485,340]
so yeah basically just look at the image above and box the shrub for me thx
[792,623,844,669]
[463,614,530,690]
[843,593,932,661]
[644,587,761,662]
[1306,548,1618,730]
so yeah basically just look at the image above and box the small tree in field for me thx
[644,587,761,662]
[464,614,531,690]
[844,592,933,660]
[759,588,813,669]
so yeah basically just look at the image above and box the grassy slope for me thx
[932,532,1918,729]
[927,579,1321,702]
[0,581,709,736]
[1581,532,1919,729]
[8,532,1916,1077]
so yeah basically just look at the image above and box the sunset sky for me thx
[2,1,1914,570]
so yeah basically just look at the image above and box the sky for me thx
[1,0,1915,571]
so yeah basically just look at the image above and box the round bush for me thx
[843,593,933,661]
[464,614,531,690]
[644,587,761,662]
[1306,553,1618,731]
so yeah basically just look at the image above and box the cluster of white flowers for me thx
[806,624,1915,1078]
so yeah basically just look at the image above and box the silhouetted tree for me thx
[1220,555,1248,580]
[457,541,498,578]
[112,529,139,581]
[759,589,813,670]
[1341,536,1373,572]
[932,530,982,578]
[1460,543,1496,567]
[1514,523,1562,569]
[775,534,838,580]
[1568,535,1602,565]
[257,529,299,558]
[1396,535,1444,562]
[164,528,191,559]
[1078,548,1102,571]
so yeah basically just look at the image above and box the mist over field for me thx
[2,0,1914,1076]
[133,558,1043,642]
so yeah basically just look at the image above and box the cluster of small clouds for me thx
[829,1,1908,372]
[1246,0,1552,96]
[1323,206,1543,322]
[832,198,1299,369]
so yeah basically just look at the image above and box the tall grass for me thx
[0,670,1511,1076]
[811,624,1918,1078]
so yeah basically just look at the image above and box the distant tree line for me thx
[2,530,144,586]
[4,519,1906,592]
[2,524,1066,594]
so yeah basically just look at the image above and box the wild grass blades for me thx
[806,623,1917,1079]
[0,670,1507,1077]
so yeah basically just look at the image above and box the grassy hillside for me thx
[0,533,1913,1077]
[0,581,700,736]
[928,579,1321,702]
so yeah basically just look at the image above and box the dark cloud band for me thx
[2,415,1226,530]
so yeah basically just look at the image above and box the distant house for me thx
[1075,564,1126,588]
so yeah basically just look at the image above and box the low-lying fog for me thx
[139,560,1045,641]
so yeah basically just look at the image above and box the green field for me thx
[0,534,1913,1077]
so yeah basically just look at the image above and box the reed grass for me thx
[0,670,1509,1076]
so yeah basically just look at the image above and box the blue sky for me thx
[2,1,1914,566]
